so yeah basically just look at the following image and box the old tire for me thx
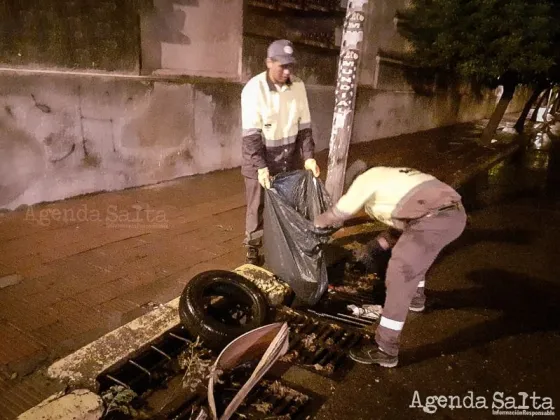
[178,270,269,351]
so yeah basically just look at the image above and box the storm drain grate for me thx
[98,324,195,396]
[97,324,313,419]
[328,289,378,305]
[155,378,312,420]
[232,379,311,419]
[97,305,369,418]
[275,307,371,380]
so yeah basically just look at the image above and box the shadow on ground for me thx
[400,268,560,367]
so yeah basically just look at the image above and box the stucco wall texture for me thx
[0,71,528,210]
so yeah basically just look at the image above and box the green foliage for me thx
[101,385,151,419]
[399,0,559,85]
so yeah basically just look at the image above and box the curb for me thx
[43,265,280,391]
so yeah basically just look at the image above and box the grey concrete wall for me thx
[359,0,410,86]
[140,0,243,79]
[241,36,339,86]
[0,71,529,210]
[241,3,343,85]
[0,73,243,210]
[0,0,142,73]
[352,85,529,141]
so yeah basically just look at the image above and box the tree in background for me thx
[530,88,552,123]
[398,0,559,144]
[514,0,560,133]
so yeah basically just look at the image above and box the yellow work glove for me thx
[304,158,320,177]
[257,167,271,189]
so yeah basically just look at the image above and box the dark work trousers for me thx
[375,204,467,356]
[244,177,264,247]
[244,164,298,247]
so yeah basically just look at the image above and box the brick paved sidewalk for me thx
[0,114,524,418]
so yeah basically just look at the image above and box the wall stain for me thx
[180,149,193,161]
[43,132,77,162]
[121,84,193,149]
[51,144,76,163]
[195,82,241,136]
[31,94,52,113]
[82,153,101,168]
[165,149,193,165]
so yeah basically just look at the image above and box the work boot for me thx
[245,246,261,266]
[409,287,426,312]
[409,301,425,313]
[349,344,398,368]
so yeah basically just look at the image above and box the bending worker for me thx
[314,166,467,367]
[241,39,320,265]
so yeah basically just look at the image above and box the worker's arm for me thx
[296,83,315,160]
[296,84,320,177]
[314,171,378,228]
[336,170,378,215]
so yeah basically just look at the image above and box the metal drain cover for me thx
[97,324,314,419]
[274,307,371,380]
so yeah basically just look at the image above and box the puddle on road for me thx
[459,135,560,213]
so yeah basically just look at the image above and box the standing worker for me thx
[314,166,467,367]
[241,39,320,265]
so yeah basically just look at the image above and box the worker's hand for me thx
[314,206,349,229]
[304,158,320,177]
[257,167,271,189]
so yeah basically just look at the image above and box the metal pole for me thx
[325,0,369,203]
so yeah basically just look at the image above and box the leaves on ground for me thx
[178,336,213,392]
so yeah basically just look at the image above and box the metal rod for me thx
[150,345,172,360]
[310,348,328,364]
[106,374,130,388]
[315,324,332,341]
[344,334,362,351]
[336,312,376,324]
[317,350,336,366]
[169,332,191,344]
[336,331,352,347]
[128,360,151,377]
[307,309,368,328]
[301,318,319,334]
[329,328,346,343]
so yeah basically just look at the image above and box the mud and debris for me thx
[279,350,299,363]
[178,337,213,392]
[309,363,335,375]
[330,267,379,295]
[210,366,311,419]
[264,380,309,405]
[101,385,150,419]
[251,401,273,414]
[300,334,318,352]
[234,265,293,307]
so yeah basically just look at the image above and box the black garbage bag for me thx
[263,170,336,306]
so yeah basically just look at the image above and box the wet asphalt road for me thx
[314,139,560,419]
